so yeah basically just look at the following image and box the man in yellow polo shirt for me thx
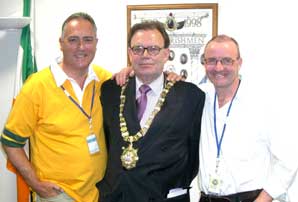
[1,12,111,202]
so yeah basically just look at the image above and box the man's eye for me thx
[83,37,94,42]
[132,46,144,52]
[206,58,217,63]
[223,58,232,62]
[222,58,233,64]
[149,47,159,52]
[68,37,79,43]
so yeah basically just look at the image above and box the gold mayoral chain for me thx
[119,80,175,169]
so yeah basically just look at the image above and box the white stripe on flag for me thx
[15,46,24,98]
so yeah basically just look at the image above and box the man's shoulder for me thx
[100,79,120,107]
[174,81,205,96]
[92,64,109,72]
[18,67,54,97]
[92,64,112,82]
[101,78,121,97]
[23,67,51,86]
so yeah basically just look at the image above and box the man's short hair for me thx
[61,12,97,37]
[127,20,170,48]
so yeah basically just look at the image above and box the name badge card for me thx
[208,172,222,194]
[86,134,100,154]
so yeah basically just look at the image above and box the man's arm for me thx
[3,145,63,198]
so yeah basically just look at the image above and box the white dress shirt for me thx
[288,172,298,202]
[198,79,297,200]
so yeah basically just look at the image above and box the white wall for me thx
[0,0,23,201]
[0,29,21,202]
[34,0,128,73]
[1,0,297,201]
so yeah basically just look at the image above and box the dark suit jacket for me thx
[97,76,205,202]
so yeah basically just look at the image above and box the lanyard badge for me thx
[209,80,241,194]
[61,81,100,155]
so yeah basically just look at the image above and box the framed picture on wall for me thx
[127,3,218,85]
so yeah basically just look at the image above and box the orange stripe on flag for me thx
[17,173,30,202]
[6,159,17,173]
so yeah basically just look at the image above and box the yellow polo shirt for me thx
[1,64,111,202]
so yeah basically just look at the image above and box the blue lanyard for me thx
[213,80,241,158]
[61,81,95,120]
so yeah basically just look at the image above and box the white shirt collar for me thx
[135,74,164,97]
[50,58,99,87]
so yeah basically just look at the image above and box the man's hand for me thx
[34,180,64,198]
[112,66,134,86]
[254,190,273,202]
[3,146,63,198]
[164,70,185,82]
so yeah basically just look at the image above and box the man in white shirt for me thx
[198,34,297,202]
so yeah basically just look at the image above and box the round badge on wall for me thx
[180,53,188,64]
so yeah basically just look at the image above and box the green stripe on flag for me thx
[21,0,37,83]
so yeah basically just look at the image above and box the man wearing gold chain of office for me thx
[97,20,205,202]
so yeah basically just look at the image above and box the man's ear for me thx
[163,48,170,63]
[237,57,243,70]
[200,54,205,65]
[59,37,63,51]
[128,48,133,64]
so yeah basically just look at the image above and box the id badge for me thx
[86,134,100,154]
[208,173,222,194]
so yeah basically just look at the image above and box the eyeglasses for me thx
[203,57,238,66]
[130,45,163,56]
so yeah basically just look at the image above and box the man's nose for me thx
[77,39,86,48]
[214,59,224,70]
